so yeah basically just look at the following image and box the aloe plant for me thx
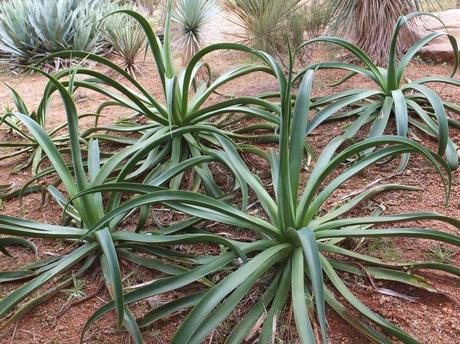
[1,6,458,343]
[76,59,460,343]
[296,12,460,170]
[0,70,249,337]
[0,237,36,257]
[38,1,287,190]
[0,83,99,174]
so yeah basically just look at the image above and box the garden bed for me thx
[0,43,459,343]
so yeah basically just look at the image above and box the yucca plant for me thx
[297,12,460,170]
[0,71,246,337]
[225,0,302,52]
[77,60,460,343]
[103,3,146,75]
[0,0,108,65]
[39,1,286,190]
[171,0,219,64]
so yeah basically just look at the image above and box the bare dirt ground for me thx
[0,12,459,344]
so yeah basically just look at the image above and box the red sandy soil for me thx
[0,14,459,344]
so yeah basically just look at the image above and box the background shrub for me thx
[103,2,147,75]
[171,0,220,64]
[275,0,331,66]
[224,0,302,52]
[0,0,109,66]
[225,0,330,66]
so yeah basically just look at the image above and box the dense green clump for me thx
[0,0,109,64]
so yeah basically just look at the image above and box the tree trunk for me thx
[347,0,416,65]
